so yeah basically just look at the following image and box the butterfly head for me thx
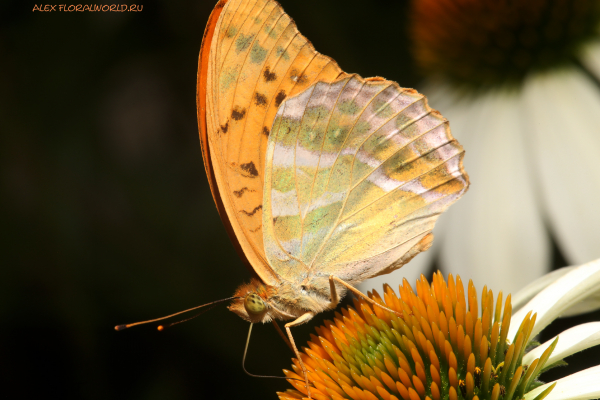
[229,279,272,323]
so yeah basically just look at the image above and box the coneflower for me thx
[280,259,600,400]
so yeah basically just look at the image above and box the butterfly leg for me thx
[329,275,402,317]
[271,320,294,352]
[285,312,316,399]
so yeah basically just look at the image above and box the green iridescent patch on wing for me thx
[220,68,239,90]
[235,33,255,53]
[274,116,301,148]
[250,43,268,64]
[226,26,238,38]
[338,99,361,115]
[271,166,295,193]
[371,97,395,120]
[276,46,290,61]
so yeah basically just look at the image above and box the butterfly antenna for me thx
[242,323,303,382]
[114,296,242,331]
[157,304,219,331]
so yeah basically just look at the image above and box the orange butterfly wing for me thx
[197,0,347,284]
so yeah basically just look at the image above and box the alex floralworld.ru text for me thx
[32,4,143,12]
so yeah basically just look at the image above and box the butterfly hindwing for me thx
[263,75,469,284]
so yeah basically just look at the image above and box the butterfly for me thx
[197,0,469,394]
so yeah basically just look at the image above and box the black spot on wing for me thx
[275,90,286,107]
[297,74,308,84]
[241,205,262,216]
[233,187,255,197]
[263,67,277,82]
[262,126,270,136]
[231,107,246,120]
[240,161,259,177]
[289,68,308,85]
[255,93,268,106]
[220,121,229,134]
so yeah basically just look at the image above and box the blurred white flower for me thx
[362,1,600,295]
[512,259,600,400]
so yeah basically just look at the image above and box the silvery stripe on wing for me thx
[363,147,463,194]
[271,189,299,217]
[354,81,389,109]
[365,167,407,192]
[314,79,347,111]
[305,81,330,109]
[282,86,314,121]
[401,180,445,202]
[340,98,428,152]
[279,237,301,255]
[352,130,457,192]
[339,152,464,225]
[264,236,293,262]
[272,143,295,168]
[273,130,454,176]
[272,146,347,169]
[303,191,346,215]
[415,120,451,147]
[400,180,467,220]
[390,90,424,112]
[362,119,403,148]
[362,120,448,163]
[298,147,337,168]
[366,86,404,121]
[336,76,363,102]
[355,90,424,139]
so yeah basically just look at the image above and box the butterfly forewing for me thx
[263,76,469,284]
[200,0,346,283]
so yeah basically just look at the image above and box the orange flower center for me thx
[279,272,557,400]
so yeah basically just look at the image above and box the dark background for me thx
[1,0,597,399]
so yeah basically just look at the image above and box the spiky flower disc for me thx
[278,272,557,400]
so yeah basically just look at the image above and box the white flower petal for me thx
[509,259,600,340]
[561,292,600,318]
[512,265,600,318]
[579,41,600,80]
[422,87,550,296]
[525,365,600,400]
[523,322,600,366]
[358,244,436,294]
[523,69,600,264]
[512,267,576,313]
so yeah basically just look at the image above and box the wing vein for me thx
[297,74,342,256]
[348,115,442,191]
[269,101,310,270]
[303,77,351,223]
[339,151,464,225]
[307,82,394,268]
[323,176,465,264]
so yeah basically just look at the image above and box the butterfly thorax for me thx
[228,277,344,324]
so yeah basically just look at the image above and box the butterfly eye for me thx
[244,293,266,315]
